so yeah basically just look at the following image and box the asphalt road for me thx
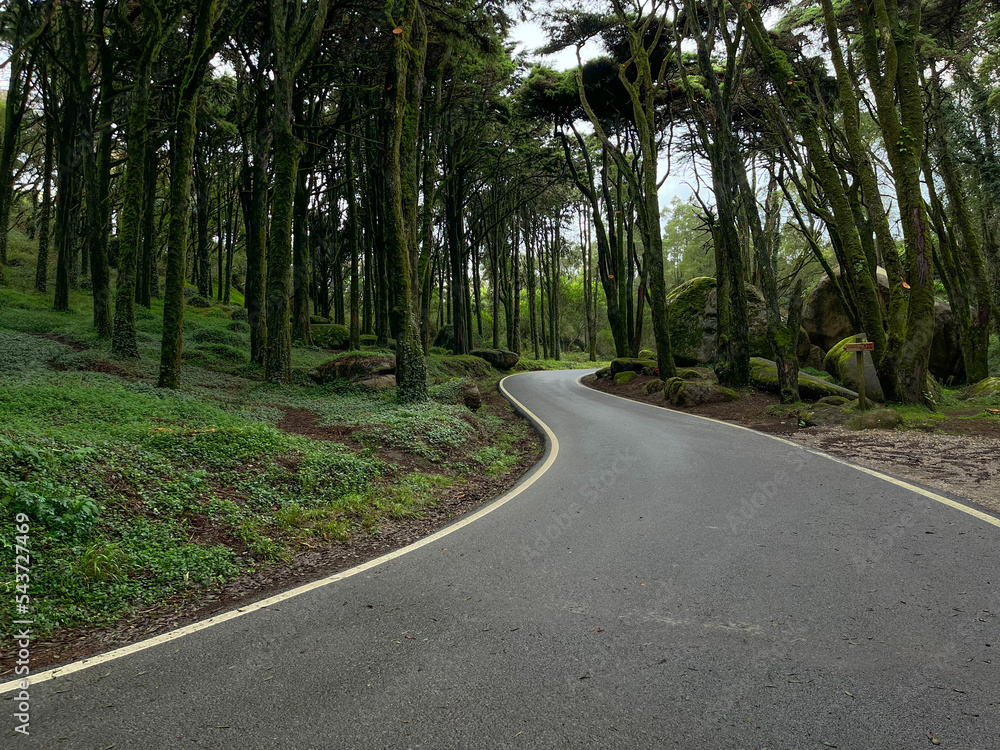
[5,369,999,749]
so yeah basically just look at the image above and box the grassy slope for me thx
[0,233,604,641]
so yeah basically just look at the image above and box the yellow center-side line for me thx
[578,372,1000,530]
[0,373,559,697]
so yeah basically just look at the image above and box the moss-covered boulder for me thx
[817,395,851,407]
[610,357,657,375]
[358,374,397,391]
[824,336,884,401]
[469,348,519,371]
[665,380,739,407]
[799,403,852,427]
[637,348,655,360]
[595,366,612,379]
[645,379,666,394]
[962,377,1000,400]
[667,276,796,366]
[614,371,637,386]
[677,367,716,382]
[310,314,331,324]
[848,408,904,430]
[308,355,395,385]
[802,266,963,380]
[750,357,858,400]
[666,277,718,365]
[312,323,351,350]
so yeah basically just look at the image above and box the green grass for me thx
[0,240,540,640]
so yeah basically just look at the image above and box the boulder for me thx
[749,357,859,400]
[817,395,851,407]
[666,276,801,366]
[469,348,520,371]
[666,277,718,365]
[848,408,904,431]
[645,379,666,394]
[799,403,853,427]
[803,344,826,371]
[637,349,656,360]
[358,374,397,391]
[187,295,210,308]
[312,323,351,350]
[308,355,395,385]
[677,367,716,381]
[824,336,886,402]
[611,357,657,375]
[595,366,612,379]
[665,380,740,407]
[462,382,482,410]
[801,266,963,380]
[962,377,1000,400]
[614,371,637,386]
[310,314,332,324]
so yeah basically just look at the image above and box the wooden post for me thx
[855,333,867,411]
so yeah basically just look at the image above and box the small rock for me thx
[462,382,482,410]
[849,408,904,431]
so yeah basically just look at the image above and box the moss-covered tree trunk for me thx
[291,139,314,344]
[245,95,269,365]
[139,135,160,306]
[158,0,225,389]
[346,124,361,351]
[53,90,81,312]
[194,151,212,299]
[35,93,54,293]
[0,1,34,271]
[384,0,428,401]
[264,0,329,383]
[113,68,155,358]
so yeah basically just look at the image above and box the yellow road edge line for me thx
[577,372,1000,531]
[0,373,559,697]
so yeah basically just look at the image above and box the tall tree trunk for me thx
[159,0,225,388]
[35,101,54,293]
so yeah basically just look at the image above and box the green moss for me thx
[614,371,637,385]
[666,276,717,365]
[311,323,351,350]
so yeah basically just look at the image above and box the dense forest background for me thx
[1,0,999,404]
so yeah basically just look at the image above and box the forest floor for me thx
[584,373,1000,517]
[0,235,604,673]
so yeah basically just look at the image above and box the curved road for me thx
[6,370,999,748]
